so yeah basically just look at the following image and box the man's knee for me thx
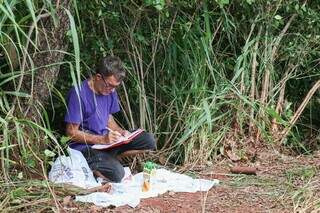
[97,163,124,183]
[144,133,157,150]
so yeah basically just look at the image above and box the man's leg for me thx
[81,148,125,183]
[116,131,156,154]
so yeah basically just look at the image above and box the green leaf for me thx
[65,9,80,86]
[274,15,282,20]
[266,107,284,124]
[1,91,31,98]
[246,0,255,5]
[0,144,17,151]
[60,136,70,145]
[203,100,212,132]
[11,188,27,199]
[26,158,36,168]
[25,0,36,27]
[17,172,23,179]
[215,0,229,7]
[144,0,165,11]
[44,149,56,157]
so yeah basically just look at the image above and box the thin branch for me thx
[280,80,320,143]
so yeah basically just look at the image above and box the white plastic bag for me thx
[49,148,100,189]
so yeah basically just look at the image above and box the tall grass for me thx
[87,0,320,164]
[0,0,319,181]
[0,1,319,212]
[0,0,79,180]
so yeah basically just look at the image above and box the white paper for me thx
[92,129,143,150]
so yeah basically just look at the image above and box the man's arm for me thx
[108,115,128,136]
[66,123,120,144]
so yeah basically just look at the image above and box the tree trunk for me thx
[10,0,72,177]
[20,0,72,120]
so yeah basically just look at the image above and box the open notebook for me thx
[92,129,144,150]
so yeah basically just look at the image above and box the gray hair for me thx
[95,56,126,81]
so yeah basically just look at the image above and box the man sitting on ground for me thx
[64,56,156,182]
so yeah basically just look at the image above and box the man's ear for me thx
[95,73,102,80]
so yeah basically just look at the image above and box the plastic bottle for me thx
[142,161,156,192]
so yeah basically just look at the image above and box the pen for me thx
[106,127,122,136]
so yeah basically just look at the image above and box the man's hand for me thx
[121,130,131,137]
[107,130,122,144]
[108,116,130,138]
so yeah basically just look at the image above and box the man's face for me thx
[95,74,121,95]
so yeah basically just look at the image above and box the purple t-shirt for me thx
[64,79,120,151]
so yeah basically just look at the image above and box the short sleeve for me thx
[110,90,120,114]
[64,88,83,124]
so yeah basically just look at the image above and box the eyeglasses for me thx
[100,75,120,89]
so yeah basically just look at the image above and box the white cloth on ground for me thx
[76,168,219,208]
[48,148,219,208]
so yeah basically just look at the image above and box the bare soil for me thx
[62,151,320,213]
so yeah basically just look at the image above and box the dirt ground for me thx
[63,150,320,213]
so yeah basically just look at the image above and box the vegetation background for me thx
[0,0,319,211]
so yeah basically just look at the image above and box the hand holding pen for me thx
[106,127,122,144]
